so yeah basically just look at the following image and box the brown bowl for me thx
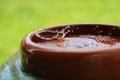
[20,23,120,80]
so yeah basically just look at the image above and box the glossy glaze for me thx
[21,23,120,80]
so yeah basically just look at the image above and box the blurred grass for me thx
[0,0,120,65]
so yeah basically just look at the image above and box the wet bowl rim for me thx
[21,23,120,54]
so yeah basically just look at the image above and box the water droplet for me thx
[93,25,99,30]
[77,27,79,30]
[112,28,116,30]
[98,30,103,34]
[108,33,112,36]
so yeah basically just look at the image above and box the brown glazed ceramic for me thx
[20,23,120,80]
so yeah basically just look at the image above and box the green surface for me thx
[0,53,42,80]
[0,0,120,65]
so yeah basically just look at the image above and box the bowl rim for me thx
[22,23,120,54]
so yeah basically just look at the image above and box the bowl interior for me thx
[31,24,120,42]
[27,24,120,51]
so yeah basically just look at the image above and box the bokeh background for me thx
[0,0,120,65]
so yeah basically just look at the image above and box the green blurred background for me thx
[0,0,120,65]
